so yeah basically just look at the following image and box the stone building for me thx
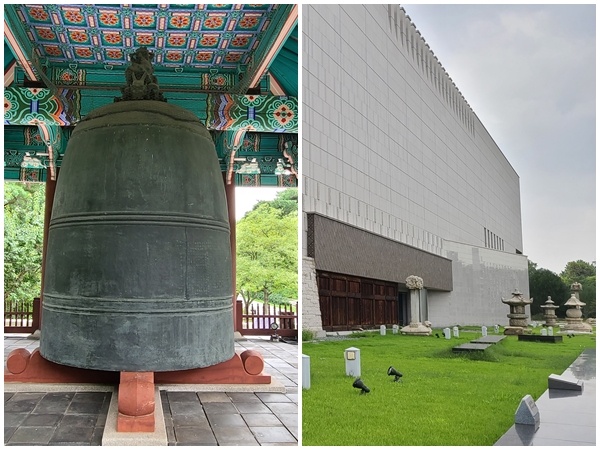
[302,4,529,332]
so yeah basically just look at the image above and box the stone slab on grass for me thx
[452,343,491,353]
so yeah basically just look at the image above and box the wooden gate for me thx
[235,300,298,337]
[4,297,40,333]
[317,272,398,331]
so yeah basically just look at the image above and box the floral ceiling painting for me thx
[17,4,279,71]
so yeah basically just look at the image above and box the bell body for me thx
[40,100,234,372]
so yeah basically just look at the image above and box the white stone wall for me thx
[302,4,528,326]
[301,257,325,335]
[303,4,524,257]
[428,241,530,327]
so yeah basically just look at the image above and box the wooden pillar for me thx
[39,168,59,329]
[223,173,237,327]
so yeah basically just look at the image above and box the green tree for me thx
[4,182,45,307]
[527,259,570,318]
[560,260,596,318]
[579,276,596,318]
[252,188,298,217]
[560,260,596,284]
[236,191,297,312]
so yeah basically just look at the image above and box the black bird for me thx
[352,377,370,394]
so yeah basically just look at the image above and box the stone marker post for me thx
[345,347,361,377]
[453,326,459,338]
[548,327,553,336]
[380,325,386,335]
[392,324,398,334]
[443,327,451,339]
[482,326,487,337]
[302,354,310,389]
[494,324,499,334]
[541,328,547,336]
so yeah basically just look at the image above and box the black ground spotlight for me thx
[435,333,440,338]
[387,366,403,382]
[352,377,370,394]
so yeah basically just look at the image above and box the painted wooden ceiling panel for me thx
[14,4,280,71]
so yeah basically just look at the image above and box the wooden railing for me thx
[4,297,40,333]
[236,300,298,337]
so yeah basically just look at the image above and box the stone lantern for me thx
[501,289,533,335]
[400,275,432,336]
[540,296,558,327]
[562,294,593,333]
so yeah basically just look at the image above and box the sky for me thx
[235,187,285,221]
[402,4,596,275]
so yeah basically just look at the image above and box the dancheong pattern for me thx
[17,4,278,70]
[4,87,80,126]
[206,94,297,133]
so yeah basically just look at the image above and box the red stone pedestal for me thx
[117,372,155,432]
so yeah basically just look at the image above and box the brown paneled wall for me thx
[317,271,398,331]
[307,213,453,291]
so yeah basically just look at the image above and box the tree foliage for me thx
[528,259,596,318]
[236,189,298,311]
[560,260,596,284]
[528,262,569,317]
[4,182,45,307]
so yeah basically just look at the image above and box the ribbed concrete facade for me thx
[302,4,529,329]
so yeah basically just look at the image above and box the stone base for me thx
[103,387,167,446]
[400,322,432,336]
[562,321,593,333]
[504,326,525,335]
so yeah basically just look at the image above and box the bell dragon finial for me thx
[115,47,167,102]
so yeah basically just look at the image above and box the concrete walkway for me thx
[495,348,595,446]
[4,334,298,446]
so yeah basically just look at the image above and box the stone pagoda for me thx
[501,289,533,335]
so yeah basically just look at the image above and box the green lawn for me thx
[302,330,595,446]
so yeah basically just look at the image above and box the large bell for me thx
[40,98,234,372]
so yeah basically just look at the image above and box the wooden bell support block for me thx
[6,348,270,385]
[117,372,155,432]
[5,348,118,383]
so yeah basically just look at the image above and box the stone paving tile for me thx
[265,402,297,414]
[250,426,297,444]
[4,427,17,444]
[169,401,205,416]
[174,426,217,445]
[22,413,63,427]
[203,402,237,415]
[227,392,262,403]
[50,424,95,444]
[172,413,211,428]
[213,426,259,445]
[234,402,272,414]
[167,391,199,403]
[256,392,293,403]
[206,413,247,428]
[242,412,283,427]
[7,426,56,445]
[198,392,230,403]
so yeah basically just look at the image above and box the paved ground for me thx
[4,334,298,446]
[495,348,595,446]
